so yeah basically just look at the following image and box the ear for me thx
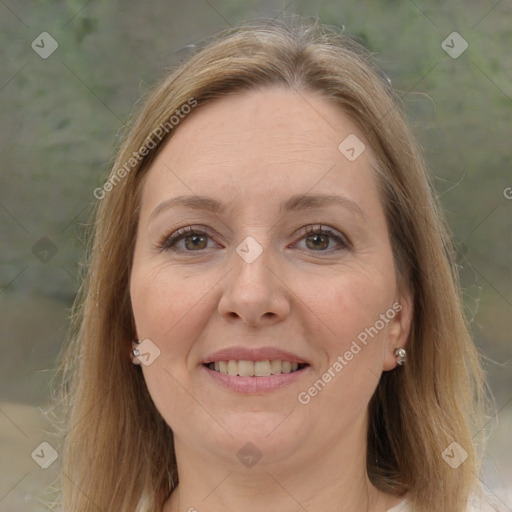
[382,291,413,371]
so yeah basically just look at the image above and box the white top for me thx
[387,500,410,512]
[386,498,497,511]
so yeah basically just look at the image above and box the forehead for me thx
[139,87,380,214]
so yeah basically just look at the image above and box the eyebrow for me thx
[149,193,366,222]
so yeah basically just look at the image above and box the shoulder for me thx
[467,494,505,511]
[386,500,411,512]
[387,497,497,511]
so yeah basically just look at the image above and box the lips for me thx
[200,346,311,392]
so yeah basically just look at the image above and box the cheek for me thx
[130,261,218,346]
[307,262,396,387]
[129,264,219,429]
[318,261,395,339]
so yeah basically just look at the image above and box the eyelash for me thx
[157,224,351,254]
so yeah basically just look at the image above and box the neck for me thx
[164,421,401,512]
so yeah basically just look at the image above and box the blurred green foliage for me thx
[0,0,510,405]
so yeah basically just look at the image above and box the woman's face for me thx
[130,87,411,469]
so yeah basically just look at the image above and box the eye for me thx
[158,226,218,252]
[294,225,350,252]
[158,224,350,254]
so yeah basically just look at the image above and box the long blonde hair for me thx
[56,17,487,512]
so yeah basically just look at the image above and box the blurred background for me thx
[0,0,510,510]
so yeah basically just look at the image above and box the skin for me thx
[129,87,412,512]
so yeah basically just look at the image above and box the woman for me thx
[57,18,489,512]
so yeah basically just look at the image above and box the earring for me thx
[394,347,407,365]
[132,339,140,359]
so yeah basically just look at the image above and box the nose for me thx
[217,241,291,327]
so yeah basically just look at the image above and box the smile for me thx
[205,359,308,376]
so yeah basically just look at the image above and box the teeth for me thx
[238,360,255,377]
[270,359,281,374]
[227,360,238,376]
[208,359,305,376]
[254,360,271,377]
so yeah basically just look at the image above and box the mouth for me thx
[204,360,309,377]
[201,346,311,393]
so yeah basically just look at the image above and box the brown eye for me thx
[296,225,350,253]
[183,234,208,250]
[159,226,215,252]
[305,233,330,251]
